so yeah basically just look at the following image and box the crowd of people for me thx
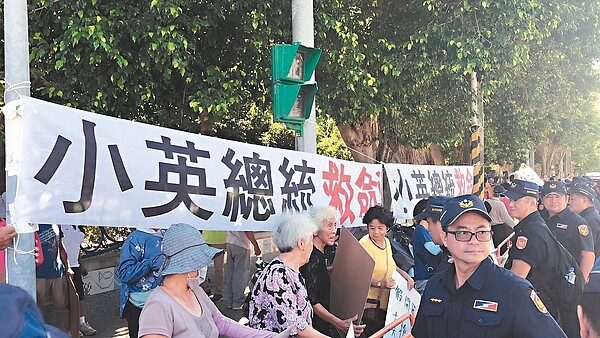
[3,174,600,338]
[412,176,600,338]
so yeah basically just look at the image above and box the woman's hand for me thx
[396,267,415,290]
[336,314,358,332]
[382,277,396,289]
[353,322,366,337]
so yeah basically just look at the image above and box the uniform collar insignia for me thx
[473,299,498,312]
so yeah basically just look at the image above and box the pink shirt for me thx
[139,285,275,338]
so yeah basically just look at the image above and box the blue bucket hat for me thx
[0,284,69,338]
[504,179,540,200]
[440,194,492,229]
[415,196,451,221]
[160,223,223,276]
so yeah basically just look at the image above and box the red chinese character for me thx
[355,167,381,218]
[322,161,355,224]
[454,168,465,195]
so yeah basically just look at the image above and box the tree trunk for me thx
[337,120,444,165]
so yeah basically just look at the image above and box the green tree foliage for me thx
[1,0,599,171]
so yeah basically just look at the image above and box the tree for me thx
[2,0,599,173]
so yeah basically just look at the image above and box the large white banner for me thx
[4,98,382,231]
[385,163,473,219]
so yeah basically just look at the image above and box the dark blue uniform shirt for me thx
[506,211,557,301]
[412,258,566,338]
[543,207,594,261]
[579,206,600,258]
[412,224,441,281]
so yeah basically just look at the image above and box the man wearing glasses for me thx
[412,194,565,337]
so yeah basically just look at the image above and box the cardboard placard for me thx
[330,226,375,322]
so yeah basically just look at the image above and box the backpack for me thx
[541,225,585,306]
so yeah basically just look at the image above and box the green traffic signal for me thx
[272,43,321,83]
[271,43,321,134]
[273,83,317,122]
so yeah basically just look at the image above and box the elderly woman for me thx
[299,206,364,338]
[249,212,328,337]
[138,223,276,338]
[360,206,415,337]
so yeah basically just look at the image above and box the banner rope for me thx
[7,233,36,265]
[3,79,30,102]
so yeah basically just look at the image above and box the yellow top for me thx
[202,231,227,245]
[359,235,397,310]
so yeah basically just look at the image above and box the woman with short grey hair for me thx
[272,212,319,253]
[249,212,328,337]
[300,206,365,337]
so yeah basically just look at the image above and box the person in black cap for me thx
[541,180,595,281]
[569,184,600,260]
[578,261,600,338]
[412,194,565,338]
[411,198,444,294]
[504,180,558,305]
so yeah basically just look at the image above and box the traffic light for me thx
[271,43,321,134]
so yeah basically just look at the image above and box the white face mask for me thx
[187,266,208,288]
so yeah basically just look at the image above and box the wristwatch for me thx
[376,281,381,288]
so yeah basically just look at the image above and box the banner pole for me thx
[4,0,36,297]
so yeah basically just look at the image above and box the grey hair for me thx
[273,211,318,253]
[311,206,338,232]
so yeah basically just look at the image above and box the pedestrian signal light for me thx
[272,43,321,131]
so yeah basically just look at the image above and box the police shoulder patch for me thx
[516,236,528,250]
[530,290,548,314]
[578,224,589,236]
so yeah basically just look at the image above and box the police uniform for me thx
[579,206,600,258]
[505,211,558,315]
[412,257,566,338]
[542,207,594,263]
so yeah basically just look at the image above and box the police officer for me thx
[412,194,565,338]
[578,261,600,338]
[412,197,449,293]
[541,180,595,280]
[569,184,600,261]
[503,180,564,319]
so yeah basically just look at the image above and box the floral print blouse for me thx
[249,256,313,336]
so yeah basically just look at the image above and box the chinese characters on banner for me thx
[5,98,382,230]
[384,270,421,338]
[384,163,474,219]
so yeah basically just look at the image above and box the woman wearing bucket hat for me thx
[138,223,277,338]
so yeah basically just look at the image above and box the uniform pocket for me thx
[465,310,502,326]
[423,303,444,316]
[423,303,445,336]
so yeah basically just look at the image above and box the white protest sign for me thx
[4,97,382,230]
[384,163,473,219]
[383,270,421,338]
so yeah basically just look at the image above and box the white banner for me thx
[4,98,382,231]
[384,163,474,219]
[383,270,421,338]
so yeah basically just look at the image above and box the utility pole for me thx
[4,0,36,297]
[291,0,316,153]
[470,72,485,199]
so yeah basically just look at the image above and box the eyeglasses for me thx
[446,230,493,242]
